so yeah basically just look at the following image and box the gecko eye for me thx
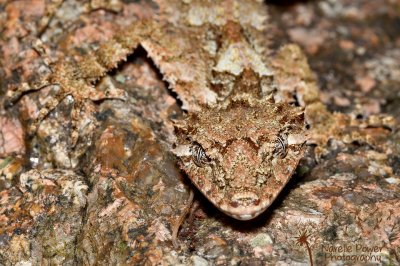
[273,134,288,159]
[191,143,211,167]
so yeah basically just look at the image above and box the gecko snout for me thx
[230,191,260,207]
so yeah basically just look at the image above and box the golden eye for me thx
[191,143,211,167]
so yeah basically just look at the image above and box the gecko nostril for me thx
[229,201,239,208]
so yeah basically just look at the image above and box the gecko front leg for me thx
[3,21,157,143]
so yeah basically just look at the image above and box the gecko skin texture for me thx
[174,99,306,220]
[5,0,308,220]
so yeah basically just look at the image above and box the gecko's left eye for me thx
[273,134,288,159]
[191,143,211,167]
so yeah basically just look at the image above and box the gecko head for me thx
[173,100,307,220]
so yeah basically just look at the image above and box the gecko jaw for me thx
[218,200,270,220]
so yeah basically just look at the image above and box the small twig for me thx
[171,189,194,248]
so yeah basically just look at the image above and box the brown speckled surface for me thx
[0,0,399,265]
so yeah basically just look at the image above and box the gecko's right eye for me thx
[190,143,211,167]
